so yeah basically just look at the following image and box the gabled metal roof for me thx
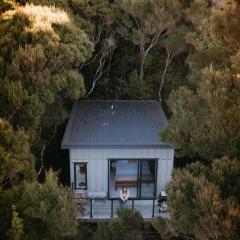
[61,100,171,149]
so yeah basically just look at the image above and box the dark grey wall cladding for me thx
[61,100,170,149]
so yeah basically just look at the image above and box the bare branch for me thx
[37,125,57,179]
[159,47,174,102]
[145,32,159,56]
[85,69,106,98]
[84,33,116,98]
[93,23,104,45]
[78,50,102,71]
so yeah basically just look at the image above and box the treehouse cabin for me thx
[61,100,174,219]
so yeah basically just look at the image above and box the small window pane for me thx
[75,163,87,189]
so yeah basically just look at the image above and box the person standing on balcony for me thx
[120,186,129,208]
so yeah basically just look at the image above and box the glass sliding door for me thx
[74,163,87,190]
[108,159,157,198]
[139,160,156,198]
[109,159,138,198]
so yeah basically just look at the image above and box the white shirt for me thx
[120,189,129,202]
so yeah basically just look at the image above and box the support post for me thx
[90,199,93,218]
[111,199,113,218]
[132,199,134,212]
[152,199,155,218]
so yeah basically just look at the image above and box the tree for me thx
[19,170,78,240]
[109,208,143,240]
[92,208,144,240]
[0,119,35,188]
[0,186,24,239]
[165,158,240,240]
[158,26,188,101]
[162,0,240,159]
[122,70,153,99]
[0,2,93,142]
[153,216,187,240]
[210,156,240,201]
[7,205,24,240]
[70,0,116,98]
[92,222,110,240]
[162,65,240,160]
[0,1,94,184]
[184,0,240,88]
[116,0,180,81]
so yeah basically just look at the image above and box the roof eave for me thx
[61,143,173,150]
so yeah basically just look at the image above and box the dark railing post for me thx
[132,199,134,212]
[152,199,155,218]
[90,199,93,218]
[111,199,113,218]
[71,182,74,190]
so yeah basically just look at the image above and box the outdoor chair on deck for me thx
[74,191,90,216]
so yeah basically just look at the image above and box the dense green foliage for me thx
[19,170,78,240]
[162,0,240,160]
[0,0,92,238]
[0,0,240,239]
[166,157,240,240]
[7,206,24,240]
[92,208,143,240]
[0,119,35,187]
[161,2,240,238]
[0,1,92,137]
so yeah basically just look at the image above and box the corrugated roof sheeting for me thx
[61,100,170,148]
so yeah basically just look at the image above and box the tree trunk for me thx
[139,54,145,81]
[159,49,173,102]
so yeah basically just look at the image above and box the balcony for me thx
[75,197,169,220]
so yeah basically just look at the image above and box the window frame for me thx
[74,162,88,190]
[108,158,158,199]
[139,159,158,198]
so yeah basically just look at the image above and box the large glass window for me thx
[109,160,138,198]
[74,163,87,189]
[139,160,156,197]
[109,159,157,198]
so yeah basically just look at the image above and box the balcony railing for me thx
[74,197,169,219]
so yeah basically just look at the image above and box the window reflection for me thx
[109,159,156,198]
[75,163,87,189]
